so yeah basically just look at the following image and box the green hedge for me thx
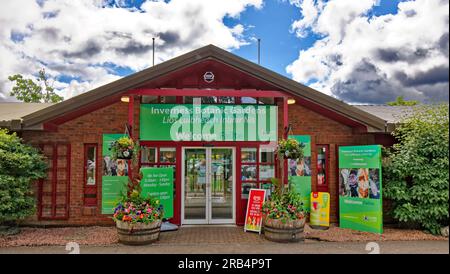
[383,104,449,235]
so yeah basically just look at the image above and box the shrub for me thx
[383,104,449,235]
[0,129,47,224]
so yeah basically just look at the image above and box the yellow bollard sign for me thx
[310,192,330,229]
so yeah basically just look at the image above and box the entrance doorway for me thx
[182,147,235,224]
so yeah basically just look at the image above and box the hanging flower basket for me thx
[277,138,304,160]
[110,136,138,161]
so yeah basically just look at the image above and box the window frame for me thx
[83,143,98,206]
[240,145,276,199]
[316,144,329,192]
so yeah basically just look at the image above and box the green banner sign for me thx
[140,167,174,219]
[140,104,278,141]
[101,134,128,214]
[288,135,312,212]
[338,145,383,234]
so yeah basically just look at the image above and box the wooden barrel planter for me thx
[116,220,162,245]
[263,218,306,243]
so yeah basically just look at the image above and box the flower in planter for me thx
[112,177,164,225]
[262,178,305,223]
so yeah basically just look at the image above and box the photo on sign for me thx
[339,168,380,199]
[368,168,381,199]
[103,156,128,176]
[288,156,311,176]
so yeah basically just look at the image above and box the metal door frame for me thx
[181,147,236,225]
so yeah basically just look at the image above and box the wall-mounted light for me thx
[121,96,130,103]
[287,98,296,105]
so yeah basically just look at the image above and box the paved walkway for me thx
[0,240,448,254]
[0,226,448,254]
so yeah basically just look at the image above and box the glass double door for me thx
[183,148,235,224]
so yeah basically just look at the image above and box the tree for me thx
[0,129,47,231]
[383,104,449,235]
[387,96,418,106]
[8,68,63,103]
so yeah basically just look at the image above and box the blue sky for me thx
[97,0,405,79]
[227,0,404,80]
[0,0,448,103]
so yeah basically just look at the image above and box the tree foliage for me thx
[383,104,449,234]
[387,96,419,106]
[8,68,63,103]
[0,129,47,223]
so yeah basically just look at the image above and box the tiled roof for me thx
[354,105,414,124]
[0,102,54,124]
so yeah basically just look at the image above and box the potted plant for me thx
[110,136,139,161]
[262,178,306,242]
[112,178,164,245]
[261,138,306,242]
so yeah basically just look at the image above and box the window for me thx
[160,147,176,163]
[259,147,275,182]
[184,96,236,104]
[140,147,177,167]
[240,146,276,199]
[141,96,177,104]
[316,144,329,191]
[241,97,275,105]
[84,144,97,206]
[140,147,156,164]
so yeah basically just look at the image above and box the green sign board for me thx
[101,176,128,214]
[140,167,174,219]
[101,134,128,214]
[288,135,312,212]
[140,104,278,141]
[338,145,383,234]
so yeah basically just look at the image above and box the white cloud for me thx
[0,0,262,101]
[287,0,449,104]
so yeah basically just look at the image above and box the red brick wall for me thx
[21,97,376,226]
[22,100,134,226]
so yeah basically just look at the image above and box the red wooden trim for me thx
[316,144,329,193]
[65,144,71,219]
[174,143,182,225]
[283,98,289,185]
[51,144,57,217]
[127,88,288,98]
[37,143,71,220]
[37,143,44,221]
[236,146,243,225]
[128,95,134,138]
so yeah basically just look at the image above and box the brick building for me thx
[0,45,396,226]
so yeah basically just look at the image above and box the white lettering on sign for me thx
[166,102,276,141]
